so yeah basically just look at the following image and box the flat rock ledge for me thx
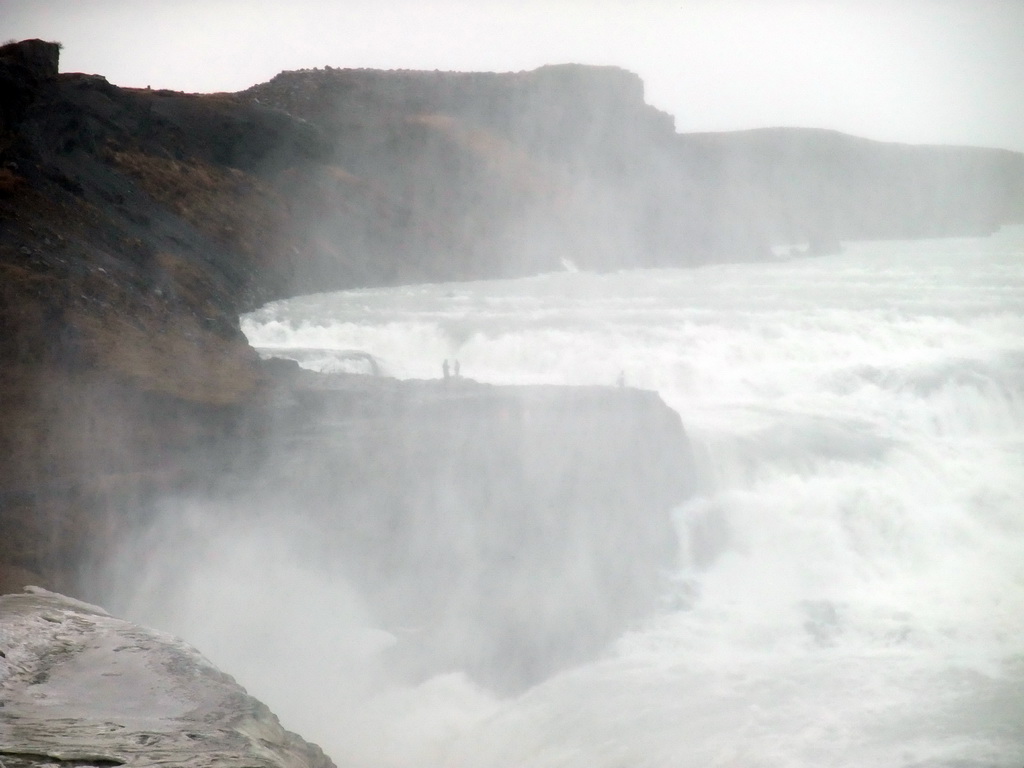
[0,587,335,768]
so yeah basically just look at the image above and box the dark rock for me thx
[0,39,59,81]
[0,39,60,133]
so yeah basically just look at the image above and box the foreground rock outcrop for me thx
[0,587,335,768]
[1,39,319,594]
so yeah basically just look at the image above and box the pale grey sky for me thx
[4,0,1024,152]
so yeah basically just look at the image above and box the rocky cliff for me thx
[242,64,1024,272]
[2,36,1023,690]
[1,39,322,594]
[218,367,692,692]
[0,40,698,700]
[85,365,694,694]
[676,127,1024,254]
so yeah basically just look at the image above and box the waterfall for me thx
[117,227,1024,767]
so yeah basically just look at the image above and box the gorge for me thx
[2,37,1024,766]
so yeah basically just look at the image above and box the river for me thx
[145,228,1024,766]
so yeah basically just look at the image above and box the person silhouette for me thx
[442,359,450,380]
[453,359,461,378]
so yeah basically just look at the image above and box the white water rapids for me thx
[239,229,1024,766]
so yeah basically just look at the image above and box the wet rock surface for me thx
[0,587,335,768]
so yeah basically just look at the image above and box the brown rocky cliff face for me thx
[0,42,700,617]
[676,127,1024,251]
[0,40,320,590]
[246,64,1024,275]
[244,64,709,277]
[3,38,1024,604]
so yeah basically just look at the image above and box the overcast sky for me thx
[5,0,1024,152]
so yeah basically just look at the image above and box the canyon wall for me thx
[2,36,1024,681]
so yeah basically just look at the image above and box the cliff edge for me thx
[2,38,1023,678]
[0,41,698,695]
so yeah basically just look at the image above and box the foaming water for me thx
[234,228,1024,765]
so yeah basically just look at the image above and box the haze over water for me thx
[228,228,1024,764]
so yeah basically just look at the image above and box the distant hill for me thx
[243,65,1024,277]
